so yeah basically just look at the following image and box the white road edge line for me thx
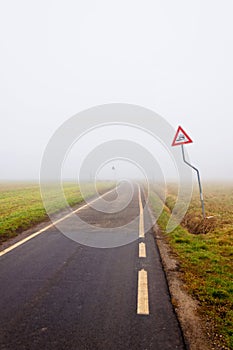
[138,185,144,238]
[0,186,118,257]
[139,242,146,258]
[137,269,149,315]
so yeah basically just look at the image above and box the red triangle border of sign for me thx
[172,126,193,146]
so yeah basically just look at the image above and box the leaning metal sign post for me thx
[172,126,205,219]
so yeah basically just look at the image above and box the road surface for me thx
[0,183,186,350]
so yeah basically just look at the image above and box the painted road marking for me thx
[138,186,144,238]
[137,269,149,315]
[0,186,118,257]
[139,242,146,258]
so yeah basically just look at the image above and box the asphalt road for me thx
[0,183,186,350]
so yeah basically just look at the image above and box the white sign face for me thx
[172,126,193,146]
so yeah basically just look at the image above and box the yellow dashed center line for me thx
[139,242,146,258]
[137,269,149,315]
[138,186,144,238]
[137,185,149,315]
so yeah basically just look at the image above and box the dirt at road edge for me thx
[153,224,213,350]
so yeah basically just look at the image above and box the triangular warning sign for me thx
[172,126,193,146]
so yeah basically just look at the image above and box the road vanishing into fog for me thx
[0,183,185,350]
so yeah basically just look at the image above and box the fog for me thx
[0,1,233,182]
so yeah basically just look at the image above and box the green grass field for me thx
[150,182,233,349]
[0,182,113,243]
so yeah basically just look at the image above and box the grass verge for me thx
[0,181,113,243]
[150,183,233,349]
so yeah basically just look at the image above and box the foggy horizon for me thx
[1,1,233,182]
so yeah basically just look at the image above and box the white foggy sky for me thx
[0,0,233,181]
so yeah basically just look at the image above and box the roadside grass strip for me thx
[0,182,113,242]
[150,184,233,349]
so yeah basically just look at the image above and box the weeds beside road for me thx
[150,183,233,349]
[0,182,112,243]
